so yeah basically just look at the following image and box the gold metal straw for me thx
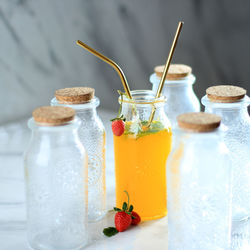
[76,40,132,99]
[156,21,184,98]
[147,21,184,126]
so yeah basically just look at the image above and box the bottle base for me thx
[88,210,107,223]
[28,231,88,250]
[141,211,167,221]
[231,216,250,250]
[28,242,85,250]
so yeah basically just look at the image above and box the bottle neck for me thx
[77,107,97,117]
[121,103,165,121]
[206,106,249,126]
[28,118,82,146]
[32,128,79,143]
[202,95,250,127]
[150,73,196,93]
[163,84,194,95]
[50,96,100,118]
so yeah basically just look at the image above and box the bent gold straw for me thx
[76,40,132,100]
[147,21,184,126]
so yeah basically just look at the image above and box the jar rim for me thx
[50,96,100,110]
[119,90,166,104]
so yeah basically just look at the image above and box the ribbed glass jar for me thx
[150,73,200,129]
[24,117,88,250]
[51,96,106,222]
[167,114,232,250]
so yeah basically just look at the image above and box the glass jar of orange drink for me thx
[113,90,172,221]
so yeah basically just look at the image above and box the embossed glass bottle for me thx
[150,64,200,129]
[24,106,88,250]
[167,112,232,250]
[202,86,250,249]
[202,87,250,222]
[51,87,106,222]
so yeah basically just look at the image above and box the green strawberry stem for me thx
[113,190,133,214]
[122,202,127,211]
[124,190,130,210]
[113,207,122,212]
[129,205,133,212]
[110,115,126,122]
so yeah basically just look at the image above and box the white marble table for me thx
[0,109,168,250]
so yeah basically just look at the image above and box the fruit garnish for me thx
[124,120,167,139]
[111,90,127,136]
[113,191,133,232]
[137,120,166,138]
[111,116,126,136]
[103,191,141,237]
[115,211,132,232]
[131,211,141,225]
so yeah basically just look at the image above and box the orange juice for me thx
[114,121,172,221]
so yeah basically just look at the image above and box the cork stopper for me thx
[154,64,192,80]
[32,106,75,126]
[206,85,246,103]
[177,112,221,132]
[55,87,95,104]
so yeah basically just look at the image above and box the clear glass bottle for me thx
[202,86,250,249]
[114,90,172,221]
[23,106,88,250]
[150,64,200,129]
[167,112,232,250]
[202,88,250,222]
[51,87,106,222]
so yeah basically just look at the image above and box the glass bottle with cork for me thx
[51,87,106,222]
[167,112,232,250]
[201,85,250,248]
[150,64,200,129]
[24,106,88,250]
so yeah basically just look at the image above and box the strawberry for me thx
[111,119,125,136]
[111,91,127,136]
[131,211,141,225]
[103,190,141,237]
[115,211,132,232]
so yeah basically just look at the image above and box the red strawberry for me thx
[131,211,141,225]
[111,119,125,136]
[115,211,132,232]
[103,191,138,237]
